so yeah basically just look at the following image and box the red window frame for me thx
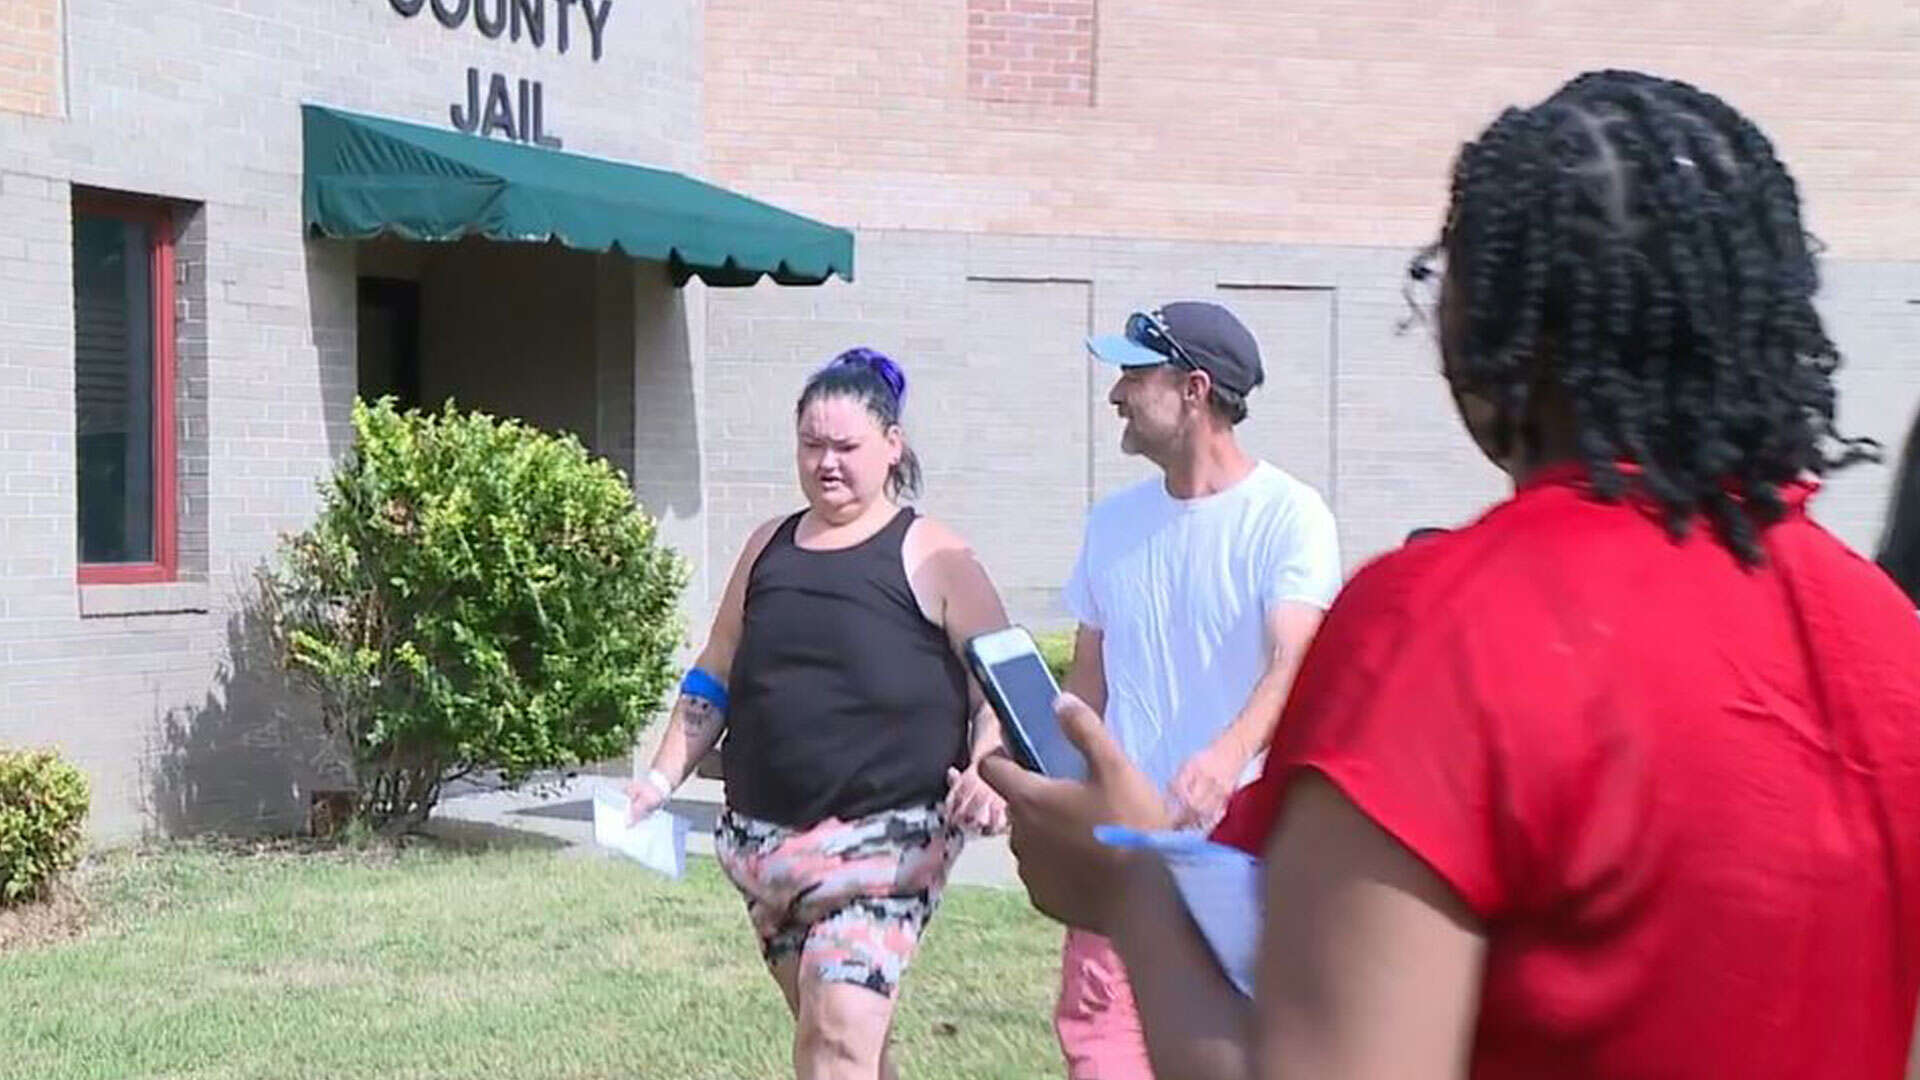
[73,192,177,585]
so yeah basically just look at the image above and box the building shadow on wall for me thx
[146,589,349,837]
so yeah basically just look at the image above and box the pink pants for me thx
[1054,929,1154,1080]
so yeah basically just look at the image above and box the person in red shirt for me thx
[983,69,1920,1079]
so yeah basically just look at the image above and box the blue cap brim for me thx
[1086,334,1166,368]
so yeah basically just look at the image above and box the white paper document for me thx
[1094,825,1263,998]
[592,785,690,880]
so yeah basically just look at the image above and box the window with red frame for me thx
[73,192,177,584]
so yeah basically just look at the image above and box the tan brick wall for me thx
[701,232,1920,633]
[968,0,1095,107]
[706,0,1920,260]
[0,0,707,841]
[0,0,61,118]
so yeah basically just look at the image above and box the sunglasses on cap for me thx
[1124,310,1202,374]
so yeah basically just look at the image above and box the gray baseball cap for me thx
[1086,301,1265,398]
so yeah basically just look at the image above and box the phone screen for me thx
[987,651,1086,781]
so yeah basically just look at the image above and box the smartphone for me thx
[964,626,1087,782]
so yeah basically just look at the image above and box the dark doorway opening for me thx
[357,277,421,410]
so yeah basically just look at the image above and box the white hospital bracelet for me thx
[644,768,675,797]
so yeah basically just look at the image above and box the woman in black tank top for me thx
[627,349,1014,1079]
[723,505,973,826]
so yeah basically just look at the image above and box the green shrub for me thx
[1034,628,1075,685]
[261,399,689,832]
[0,748,90,905]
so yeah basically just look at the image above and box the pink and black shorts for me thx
[714,802,963,998]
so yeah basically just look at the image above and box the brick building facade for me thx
[3,0,1916,841]
[695,0,1920,619]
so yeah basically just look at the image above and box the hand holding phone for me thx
[964,626,1088,782]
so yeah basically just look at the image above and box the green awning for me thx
[301,104,853,287]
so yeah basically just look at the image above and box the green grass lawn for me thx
[0,839,1063,1080]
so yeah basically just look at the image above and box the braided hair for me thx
[1415,69,1878,565]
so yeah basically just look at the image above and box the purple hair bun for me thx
[832,347,907,406]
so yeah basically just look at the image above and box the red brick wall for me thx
[968,0,1095,107]
[0,0,61,118]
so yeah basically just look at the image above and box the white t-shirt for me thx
[1062,461,1342,791]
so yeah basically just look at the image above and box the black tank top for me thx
[723,507,971,827]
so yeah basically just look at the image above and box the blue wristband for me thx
[680,667,729,713]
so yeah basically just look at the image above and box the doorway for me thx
[356,276,421,410]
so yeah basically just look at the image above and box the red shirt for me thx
[1215,467,1920,1078]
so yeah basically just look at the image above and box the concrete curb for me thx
[432,774,1021,889]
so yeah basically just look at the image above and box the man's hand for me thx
[1169,739,1249,830]
[979,693,1170,934]
[946,762,1008,835]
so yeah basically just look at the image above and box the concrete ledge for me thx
[434,772,1019,888]
[79,581,213,618]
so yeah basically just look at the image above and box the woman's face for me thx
[796,394,901,517]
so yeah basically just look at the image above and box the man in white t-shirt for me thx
[1053,301,1342,1080]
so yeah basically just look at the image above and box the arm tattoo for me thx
[680,694,725,743]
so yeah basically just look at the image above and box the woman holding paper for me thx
[628,348,1011,1080]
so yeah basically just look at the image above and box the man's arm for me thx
[1218,601,1324,762]
[1169,601,1323,826]
[1220,493,1343,762]
[1062,623,1107,717]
